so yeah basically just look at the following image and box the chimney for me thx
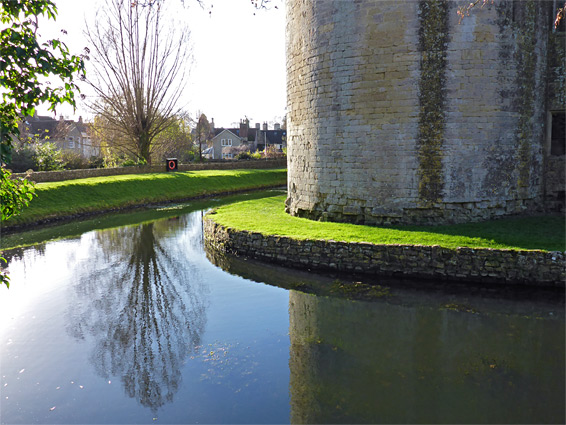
[255,123,260,130]
[263,122,268,131]
[211,118,215,130]
[240,119,249,139]
[78,116,83,123]
[274,123,280,130]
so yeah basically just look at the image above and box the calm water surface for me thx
[1,193,564,424]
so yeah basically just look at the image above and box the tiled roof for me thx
[213,128,240,140]
[20,115,92,140]
[259,130,287,145]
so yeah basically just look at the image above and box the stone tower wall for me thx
[286,0,552,225]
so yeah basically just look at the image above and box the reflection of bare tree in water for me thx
[67,216,208,411]
[1,244,49,284]
[1,243,47,267]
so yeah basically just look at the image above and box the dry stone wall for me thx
[11,159,287,183]
[286,0,555,225]
[204,218,565,287]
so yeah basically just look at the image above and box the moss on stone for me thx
[514,0,537,192]
[548,33,566,109]
[330,279,392,301]
[417,0,449,206]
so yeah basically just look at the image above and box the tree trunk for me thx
[139,132,151,164]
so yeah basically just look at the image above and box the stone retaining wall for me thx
[11,159,287,183]
[204,217,565,287]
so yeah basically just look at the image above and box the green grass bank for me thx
[3,169,287,229]
[210,195,565,252]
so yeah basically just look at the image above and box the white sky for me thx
[36,0,286,129]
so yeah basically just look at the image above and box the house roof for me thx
[212,124,287,144]
[35,115,55,121]
[213,126,259,141]
[23,119,59,139]
[212,128,240,140]
[246,128,257,142]
[20,115,91,140]
[258,129,287,145]
[214,128,229,136]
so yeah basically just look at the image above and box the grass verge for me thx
[209,195,565,252]
[0,190,283,250]
[3,169,286,228]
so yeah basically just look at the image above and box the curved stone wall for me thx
[286,0,550,225]
[203,218,565,287]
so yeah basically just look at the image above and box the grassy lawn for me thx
[5,169,286,226]
[209,195,565,252]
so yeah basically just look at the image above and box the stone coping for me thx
[204,217,565,288]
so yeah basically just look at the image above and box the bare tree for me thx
[90,109,132,164]
[84,0,191,164]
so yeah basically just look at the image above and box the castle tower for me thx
[286,0,558,225]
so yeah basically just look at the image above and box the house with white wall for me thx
[210,129,245,160]
[210,119,286,158]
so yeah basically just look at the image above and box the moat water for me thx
[1,191,564,424]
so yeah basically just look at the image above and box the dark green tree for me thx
[0,0,85,164]
[194,113,211,162]
[0,0,85,287]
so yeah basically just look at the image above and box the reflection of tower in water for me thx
[288,290,565,424]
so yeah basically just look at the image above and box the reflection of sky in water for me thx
[0,211,291,423]
[1,206,564,424]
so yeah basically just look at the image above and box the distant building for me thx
[202,146,214,160]
[210,119,286,159]
[210,129,244,160]
[19,114,99,158]
[255,122,287,152]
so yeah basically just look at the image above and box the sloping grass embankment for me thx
[3,168,287,228]
[210,195,565,252]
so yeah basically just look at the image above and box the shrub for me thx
[265,145,285,159]
[236,151,252,160]
[9,143,108,172]
[182,150,196,163]
[121,158,148,167]
[9,144,36,173]
[101,153,121,168]
[159,149,195,164]
[35,142,65,171]
[88,156,105,169]
[121,159,138,167]
[0,167,36,221]
[61,151,91,170]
